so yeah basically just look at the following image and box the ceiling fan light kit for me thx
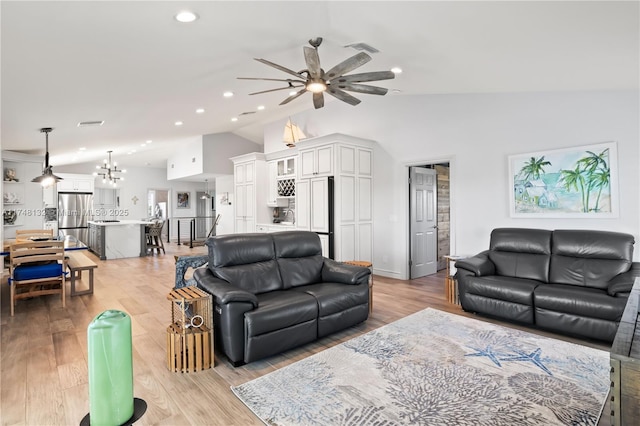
[239,37,395,109]
[32,127,63,188]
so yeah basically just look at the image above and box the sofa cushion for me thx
[272,231,324,288]
[550,230,634,289]
[206,233,275,267]
[245,291,318,337]
[488,228,551,282]
[534,284,627,321]
[462,275,540,305]
[294,282,369,317]
[206,233,283,294]
[214,261,282,295]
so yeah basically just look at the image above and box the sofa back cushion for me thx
[272,231,324,289]
[550,230,634,289]
[488,228,552,282]
[205,233,283,294]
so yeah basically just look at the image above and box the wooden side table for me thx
[166,286,214,372]
[443,255,466,305]
[343,260,373,314]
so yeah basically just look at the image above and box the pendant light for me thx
[94,151,126,186]
[32,127,63,188]
[200,179,211,199]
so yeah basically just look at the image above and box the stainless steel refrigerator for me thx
[58,192,93,244]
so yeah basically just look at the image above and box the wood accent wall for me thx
[435,164,450,271]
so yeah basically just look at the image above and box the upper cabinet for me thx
[276,157,296,178]
[231,153,270,234]
[299,145,333,178]
[57,173,94,193]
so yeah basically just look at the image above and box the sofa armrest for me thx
[455,251,495,277]
[193,268,258,307]
[322,258,371,285]
[607,262,640,296]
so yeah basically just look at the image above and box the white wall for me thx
[263,90,640,277]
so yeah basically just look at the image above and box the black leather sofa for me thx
[455,228,640,343]
[193,231,371,365]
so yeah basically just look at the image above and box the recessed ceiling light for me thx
[146,140,152,144]
[231,117,238,122]
[175,11,198,23]
[141,143,146,147]
[392,89,402,94]
[223,91,234,98]
[175,121,183,126]
[196,108,205,114]
[391,67,403,74]
[257,105,265,111]
[289,90,298,96]
[79,147,86,151]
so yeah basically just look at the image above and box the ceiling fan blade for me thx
[303,46,322,79]
[324,52,371,79]
[313,92,324,109]
[254,58,304,79]
[238,77,306,84]
[279,88,308,106]
[326,87,361,106]
[334,83,388,96]
[334,71,396,83]
[249,85,304,95]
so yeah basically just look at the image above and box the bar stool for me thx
[146,220,165,255]
[343,260,373,314]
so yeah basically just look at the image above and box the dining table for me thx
[1,236,89,257]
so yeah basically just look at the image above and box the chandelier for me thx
[94,151,126,186]
[32,127,63,188]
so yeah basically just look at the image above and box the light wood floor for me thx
[0,242,611,425]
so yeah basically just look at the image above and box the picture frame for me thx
[177,191,190,209]
[508,142,618,218]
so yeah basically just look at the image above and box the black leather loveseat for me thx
[455,228,640,343]
[193,231,371,365]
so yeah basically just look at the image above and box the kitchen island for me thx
[88,220,152,260]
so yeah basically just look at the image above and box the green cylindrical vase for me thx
[87,310,134,426]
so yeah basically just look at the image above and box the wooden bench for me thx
[66,251,98,296]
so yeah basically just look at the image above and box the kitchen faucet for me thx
[284,209,295,224]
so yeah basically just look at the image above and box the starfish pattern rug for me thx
[232,308,609,425]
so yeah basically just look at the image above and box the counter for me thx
[256,223,296,233]
[88,220,152,260]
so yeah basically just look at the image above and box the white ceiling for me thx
[2,1,638,171]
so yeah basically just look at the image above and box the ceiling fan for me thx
[238,37,395,109]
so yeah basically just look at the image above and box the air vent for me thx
[239,111,256,116]
[344,42,379,54]
[77,120,104,127]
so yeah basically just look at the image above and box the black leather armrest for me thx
[608,262,640,296]
[455,251,495,277]
[322,258,371,285]
[194,268,258,307]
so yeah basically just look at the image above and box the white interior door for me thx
[410,167,438,278]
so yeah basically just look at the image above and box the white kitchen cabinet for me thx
[267,160,278,206]
[57,173,94,193]
[294,134,374,262]
[232,153,268,234]
[94,188,116,205]
[276,156,296,178]
[299,145,333,178]
[43,185,56,207]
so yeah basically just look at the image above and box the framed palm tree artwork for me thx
[508,142,618,218]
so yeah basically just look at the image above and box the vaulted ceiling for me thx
[2,1,638,169]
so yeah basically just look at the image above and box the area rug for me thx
[232,308,610,426]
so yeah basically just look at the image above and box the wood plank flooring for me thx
[0,242,611,425]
